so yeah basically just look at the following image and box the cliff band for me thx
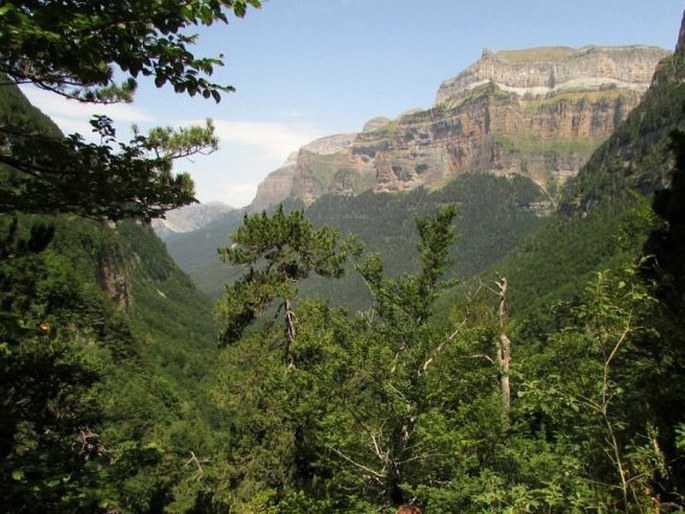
[251,45,670,210]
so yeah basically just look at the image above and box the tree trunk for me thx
[495,275,512,430]
[284,298,296,369]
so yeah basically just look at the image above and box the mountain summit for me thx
[435,45,667,104]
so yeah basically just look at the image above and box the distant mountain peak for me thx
[151,201,234,239]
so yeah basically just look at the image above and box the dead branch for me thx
[284,298,297,369]
[328,446,386,481]
[460,353,496,364]
[420,320,466,375]
[185,451,207,481]
[495,274,512,430]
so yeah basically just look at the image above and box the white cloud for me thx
[196,181,258,208]
[17,86,323,208]
[46,116,95,137]
[217,182,258,201]
[203,119,321,161]
[180,119,326,207]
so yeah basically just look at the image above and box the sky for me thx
[21,1,685,207]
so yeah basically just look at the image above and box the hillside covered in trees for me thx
[2,2,685,513]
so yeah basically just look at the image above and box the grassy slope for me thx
[495,46,575,62]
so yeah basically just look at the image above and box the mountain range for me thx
[164,42,672,302]
[152,201,234,239]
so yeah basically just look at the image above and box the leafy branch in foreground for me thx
[0,116,217,220]
[0,0,261,221]
[0,0,261,103]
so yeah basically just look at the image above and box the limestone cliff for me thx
[435,46,668,104]
[250,162,297,212]
[250,133,362,210]
[96,249,132,311]
[250,45,669,208]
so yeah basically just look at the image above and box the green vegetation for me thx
[1,0,261,220]
[495,131,602,158]
[495,46,575,63]
[189,35,685,512]
[0,212,226,512]
[2,1,685,512]
[206,180,685,511]
[215,206,361,348]
[0,2,256,512]
[566,49,685,208]
[168,173,548,305]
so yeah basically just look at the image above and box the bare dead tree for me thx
[284,298,297,369]
[495,274,512,430]
[185,451,208,482]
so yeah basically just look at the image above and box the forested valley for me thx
[2,2,685,513]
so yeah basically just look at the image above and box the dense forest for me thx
[2,2,685,513]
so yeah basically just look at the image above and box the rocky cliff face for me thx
[435,46,668,104]
[251,45,669,209]
[96,249,132,311]
[250,163,297,212]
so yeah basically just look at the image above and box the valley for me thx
[2,3,685,513]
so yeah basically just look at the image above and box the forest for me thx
[1,1,685,513]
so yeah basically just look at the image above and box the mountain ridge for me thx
[152,200,234,239]
[436,45,668,104]
[249,44,669,211]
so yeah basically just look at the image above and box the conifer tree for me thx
[1,0,261,220]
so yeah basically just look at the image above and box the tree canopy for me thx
[0,0,261,220]
[0,0,261,103]
[215,206,362,351]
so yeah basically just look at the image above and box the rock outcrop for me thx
[250,45,670,209]
[96,247,132,311]
[250,163,297,212]
[250,133,360,210]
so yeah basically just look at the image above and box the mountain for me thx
[165,173,548,302]
[565,26,685,209]
[161,207,249,296]
[193,15,685,512]
[249,135,358,211]
[4,9,685,512]
[166,43,668,302]
[251,45,668,210]
[151,200,234,240]
[461,14,685,316]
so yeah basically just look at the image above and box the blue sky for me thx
[22,1,685,207]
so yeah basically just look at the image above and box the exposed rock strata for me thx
[250,45,669,208]
[435,46,668,104]
[250,164,297,212]
[96,250,132,311]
